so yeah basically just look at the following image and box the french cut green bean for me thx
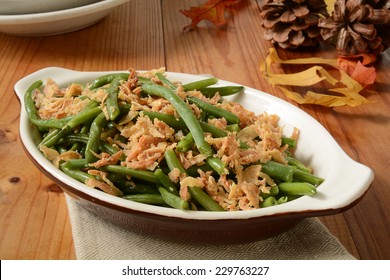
[102,165,159,184]
[85,112,108,163]
[164,149,187,175]
[199,122,227,138]
[188,186,225,211]
[88,73,129,90]
[123,193,165,205]
[293,169,324,186]
[261,161,296,182]
[60,162,94,183]
[142,111,187,130]
[105,77,122,121]
[278,182,317,196]
[285,156,312,173]
[176,132,195,152]
[261,196,278,208]
[282,137,296,148]
[199,86,244,97]
[187,96,240,124]
[154,168,179,196]
[206,157,226,175]
[156,72,176,90]
[158,186,189,210]
[182,77,218,91]
[61,159,88,169]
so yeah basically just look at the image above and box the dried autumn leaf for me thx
[338,55,377,87]
[350,62,377,87]
[339,53,378,66]
[260,48,372,107]
[180,0,241,31]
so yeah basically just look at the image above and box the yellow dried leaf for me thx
[261,64,337,86]
[278,87,355,107]
[260,48,372,107]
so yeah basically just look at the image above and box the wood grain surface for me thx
[0,0,389,260]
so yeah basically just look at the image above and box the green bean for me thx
[282,137,296,148]
[62,159,88,169]
[154,169,179,196]
[206,157,226,175]
[188,186,225,211]
[286,156,312,173]
[88,73,129,90]
[24,80,73,129]
[60,162,94,183]
[142,111,187,130]
[187,96,240,124]
[270,185,279,196]
[156,72,176,90]
[105,77,122,121]
[24,80,43,114]
[182,77,218,91]
[40,106,101,147]
[63,133,89,144]
[278,182,317,196]
[122,193,165,205]
[261,196,278,208]
[106,173,158,194]
[176,132,195,152]
[137,76,152,84]
[56,145,68,154]
[226,124,240,132]
[24,80,43,120]
[32,117,71,130]
[158,186,189,210]
[261,161,296,182]
[70,123,90,151]
[102,165,159,184]
[164,149,187,175]
[142,83,213,156]
[277,196,289,204]
[40,128,61,146]
[293,169,324,186]
[196,112,206,124]
[199,122,227,138]
[85,112,108,163]
[199,86,244,97]
[65,103,101,129]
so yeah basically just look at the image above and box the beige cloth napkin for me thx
[65,195,355,260]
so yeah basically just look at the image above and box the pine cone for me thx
[319,0,390,56]
[260,0,329,49]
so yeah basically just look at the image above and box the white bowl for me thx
[14,67,374,244]
[0,0,130,36]
[0,0,102,15]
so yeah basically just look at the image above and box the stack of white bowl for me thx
[0,0,102,15]
[0,0,130,36]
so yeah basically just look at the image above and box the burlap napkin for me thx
[65,195,355,260]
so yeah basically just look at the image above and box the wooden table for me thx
[0,0,389,260]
